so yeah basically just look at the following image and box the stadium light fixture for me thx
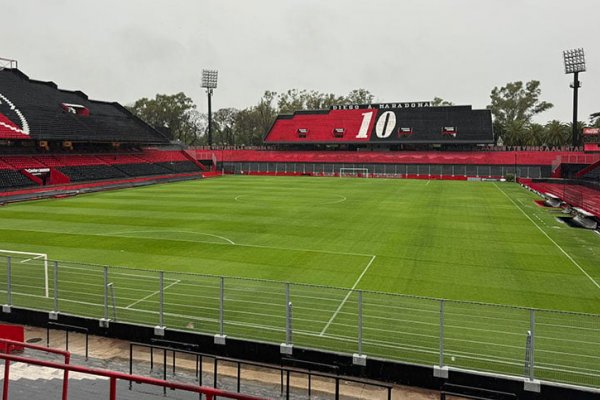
[563,48,586,147]
[201,69,218,146]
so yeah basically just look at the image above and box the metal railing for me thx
[129,342,393,399]
[1,255,599,390]
[0,339,266,400]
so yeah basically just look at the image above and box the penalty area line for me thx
[125,279,181,309]
[494,183,600,290]
[319,255,376,336]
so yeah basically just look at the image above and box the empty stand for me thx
[0,169,36,189]
[0,69,169,143]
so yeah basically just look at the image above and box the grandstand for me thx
[264,102,494,149]
[0,68,204,199]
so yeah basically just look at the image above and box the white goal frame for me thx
[339,167,370,178]
[0,249,49,298]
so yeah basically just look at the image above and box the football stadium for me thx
[1,64,600,399]
[1,4,600,396]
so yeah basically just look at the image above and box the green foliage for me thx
[432,97,454,106]
[126,93,199,144]
[489,80,553,126]
[590,112,600,128]
[489,81,554,146]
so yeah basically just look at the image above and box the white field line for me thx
[124,279,181,309]
[0,228,374,258]
[109,230,235,245]
[494,183,600,290]
[319,255,376,336]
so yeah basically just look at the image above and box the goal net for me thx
[339,167,370,178]
[0,250,49,298]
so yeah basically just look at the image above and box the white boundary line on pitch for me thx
[319,255,376,336]
[125,279,181,309]
[494,183,600,290]
[109,230,236,245]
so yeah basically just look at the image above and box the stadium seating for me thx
[264,105,493,145]
[0,69,169,143]
[0,169,36,189]
[58,165,129,182]
[526,181,600,217]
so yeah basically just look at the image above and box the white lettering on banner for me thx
[356,111,373,138]
[375,111,396,138]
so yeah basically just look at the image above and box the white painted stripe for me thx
[319,255,376,336]
[125,279,181,309]
[494,183,600,290]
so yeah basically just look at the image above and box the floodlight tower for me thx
[201,69,218,147]
[563,48,586,147]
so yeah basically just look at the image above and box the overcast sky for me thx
[3,0,599,124]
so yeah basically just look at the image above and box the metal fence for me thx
[222,162,549,179]
[1,255,599,390]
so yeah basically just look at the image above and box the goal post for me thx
[339,167,370,178]
[0,249,49,298]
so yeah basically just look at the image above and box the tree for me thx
[127,93,197,144]
[432,97,454,106]
[590,112,600,128]
[489,81,553,126]
[544,120,570,147]
[212,108,239,145]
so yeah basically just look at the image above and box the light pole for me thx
[563,48,586,148]
[201,69,218,147]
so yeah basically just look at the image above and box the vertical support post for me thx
[3,359,11,400]
[353,290,367,366]
[281,283,293,355]
[572,71,580,147]
[286,283,291,345]
[103,266,109,320]
[50,260,59,319]
[529,309,535,381]
[159,271,164,327]
[207,89,213,147]
[439,299,445,367]
[358,290,363,355]
[6,256,12,307]
[434,299,448,378]
[109,377,116,400]
[220,276,224,336]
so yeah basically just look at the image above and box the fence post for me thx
[439,299,444,367]
[280,283,293,355]
[50,261,59,320]
[154,271,165,336]
[103,267,108,319]
[523,308,540,392]
[3,257,12,313]
[529,309,535,380]
[353,290,367,366]
[220,276,224,335]
[214,276,227,345]
[434,299,448,378]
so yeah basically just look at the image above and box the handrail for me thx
[0,351,267,400]
[0,338,70,400]
[47,322,89,359]
[131,342,393,399]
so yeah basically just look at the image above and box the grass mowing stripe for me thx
[494,183,600,290]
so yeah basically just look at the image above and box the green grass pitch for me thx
[0,176,599,386]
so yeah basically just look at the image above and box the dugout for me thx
[544,193,562,208]
[572,207,598,230]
